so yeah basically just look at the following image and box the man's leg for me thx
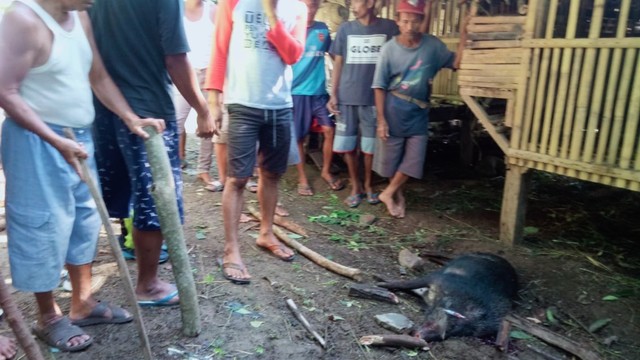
[363,152,375,195]
[214,143,228,185]
[220,176,251,280]
[343,151,361,197]
[256,169,294,259]
[197,137,214,184]
[320,126,337,185]
[132,229,179,303]
[295,139,313,195]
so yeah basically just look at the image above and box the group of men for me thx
[0,0,466,355]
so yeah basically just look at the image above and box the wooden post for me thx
[143,127,200,337]
[500,164,530,245]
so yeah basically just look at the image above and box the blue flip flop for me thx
[137,290,179,307]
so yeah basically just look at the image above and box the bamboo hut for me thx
[382,0,640,245]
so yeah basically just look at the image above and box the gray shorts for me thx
[373,135,428,179]
[333,105,377,154]
[227,104,292,178]
[1,120,100,292]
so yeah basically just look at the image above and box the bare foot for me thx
[256,233,295,261]
[379,191,401,218]
[0,335,16,360]
[220,254,251,283]
[136,280,180,306]
[275,203,289,217]
[197,173,212,184]
[396,191,406,219]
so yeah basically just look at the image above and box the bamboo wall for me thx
[459,0,640,192]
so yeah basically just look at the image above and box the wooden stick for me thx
[504,315,602,360]
[0,268,44,360]
[348,284,399,304]
[63,129,153,360]
[285,299,326,348]
[247,206,362,281]
[143,127,200,336]
[359,334,429,349]
[273,214,307,237]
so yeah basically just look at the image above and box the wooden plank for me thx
[507,149,640,183]
[500,164,530,246]
[528,45,553,153]
[458,75,518,84]
[469,16,526,25]
[537,0,560,159]
[462,48,525,57]
[517,48,541,151]
[459,87,514,99]
[461,94,510,153]
[559,49,584,158]
[458,81,519,89]
[467,40,522,49]
[468,32,522,41]
[523,38,640,49]
[467,23,523,33]
[458,64,522,72]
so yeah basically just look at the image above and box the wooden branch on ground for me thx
[65,128,153,360]
[349,284,399,304]
[0,268,44,360]
[359,334,429,349]
[502,315,602,360]
[285,299,326,348]
[274,214,308,237]
[247,206,362,282]
[143,127,200,337]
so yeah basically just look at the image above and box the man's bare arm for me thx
[0,5,87,176]
[79,12,165,139]
[165,53,216,137]
[327,54,343,114]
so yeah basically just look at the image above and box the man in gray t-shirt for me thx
[328,0,398,208]
[372,0,467,219]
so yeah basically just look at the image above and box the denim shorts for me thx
[333,105,377,154]
[93,104,184,230]
[1,120,101,292]
[226,104,293,178]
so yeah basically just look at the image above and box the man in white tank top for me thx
[0,0,164,353]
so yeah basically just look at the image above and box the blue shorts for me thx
[333,105,377,154]
[292,95,334,141]
[1,120,100,292]
[93,104,184,230]
[226,104,293,178]
[373,135,428,179]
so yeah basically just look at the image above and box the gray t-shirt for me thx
[330,18,398,106]
[90,0,189,118]
[372,35,455,137]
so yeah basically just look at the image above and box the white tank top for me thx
[17,0,94,128]
[184,1,215,70]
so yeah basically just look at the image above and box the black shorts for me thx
[227,104,292,178]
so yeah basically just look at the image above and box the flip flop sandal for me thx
[71,301,133,327]
[137,289,180,307]
[366,192,381,205]
[32,316,93,352]
[344,193,364,208]
[325,177,345,191]
[297,184,314,196]
[217,258,251,285]
[204,180,224,192]
[257,243,295,262]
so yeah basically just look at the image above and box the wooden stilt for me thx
[500,163,530,245]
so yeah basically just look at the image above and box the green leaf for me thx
[287,233,303,239]
[235,308,252,315]
[545,308,559,325]
[404,350,419,357]
[195,229,207,240]
[588,318,612,333]
[203,273,215,284]
[255,345,265,355]
[524,226,539,235]
[250,321,264,328]
[602,295,619,301]
[509,330,533,340]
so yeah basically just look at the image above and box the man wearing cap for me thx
[372,0,468,218]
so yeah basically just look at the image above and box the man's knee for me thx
[322,126,335,137]
[227,177,250,190]
[259,169,281,182]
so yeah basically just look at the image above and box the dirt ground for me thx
[1,134,639,360]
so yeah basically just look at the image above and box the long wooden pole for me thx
[63,129,153,360]
[142,127,200,337]
[0,268,45,360]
